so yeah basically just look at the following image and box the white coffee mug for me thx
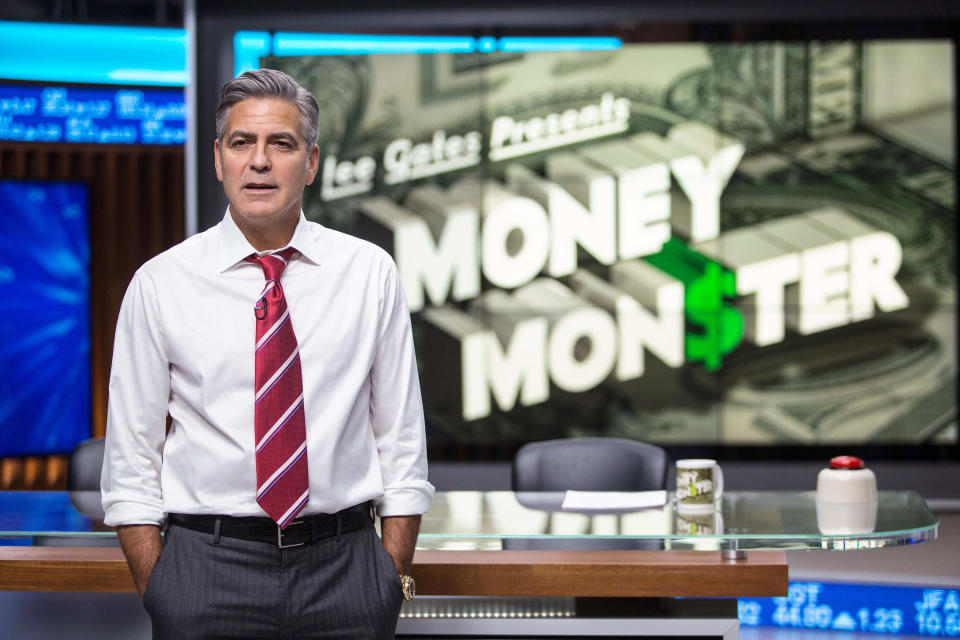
[675,459,724,506]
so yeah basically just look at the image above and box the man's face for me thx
[214,97,319,231]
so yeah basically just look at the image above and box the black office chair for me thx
[35,437,117,547]
[67,437,106,491]
[512,437,668,492]
[506,437,669,550]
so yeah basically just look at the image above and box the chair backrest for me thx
[67,437,105,491]
[511,437,669,492]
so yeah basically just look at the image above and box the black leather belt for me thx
[167,503,372,548]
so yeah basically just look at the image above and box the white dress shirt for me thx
[101,210,434,526]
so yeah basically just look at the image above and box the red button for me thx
[830,455,865,469]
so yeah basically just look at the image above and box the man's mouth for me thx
[244,183,277,192]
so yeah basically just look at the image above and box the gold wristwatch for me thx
[400,574,416,601]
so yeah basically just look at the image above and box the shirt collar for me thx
[217,207,322,272]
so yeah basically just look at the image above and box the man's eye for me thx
[231,140,249,148]
[275,141,293,149]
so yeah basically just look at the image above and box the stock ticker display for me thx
[0,84,185,145]
[740,582,960,636]
[264,40,956,451]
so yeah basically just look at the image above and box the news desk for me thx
[0,491,939,639]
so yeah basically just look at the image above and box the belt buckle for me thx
[277,520,306,548]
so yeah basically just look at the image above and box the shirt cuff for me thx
[375,482,435,517]
[101,496,166,527]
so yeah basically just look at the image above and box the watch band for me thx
[400,574,415,601]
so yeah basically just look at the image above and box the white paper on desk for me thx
[561,490,667,511]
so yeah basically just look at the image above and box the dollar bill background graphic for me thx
[264,40,955,452]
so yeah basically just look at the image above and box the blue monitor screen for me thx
[0,180,90,457]
[0,84,186,145]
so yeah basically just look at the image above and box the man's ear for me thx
[214,139,223,182]
[305,144,320,186]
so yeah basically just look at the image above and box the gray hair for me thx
[215,69,320,146]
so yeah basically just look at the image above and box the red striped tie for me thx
[247,248,309,528]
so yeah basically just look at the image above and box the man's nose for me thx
[250,143,270,171]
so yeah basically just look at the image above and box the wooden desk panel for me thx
[416,550,787,597]
[0,547,133,593]
[0,547,788,597]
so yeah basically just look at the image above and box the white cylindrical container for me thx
[816,456,877,534]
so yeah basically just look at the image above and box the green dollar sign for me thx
[685,262,743,370]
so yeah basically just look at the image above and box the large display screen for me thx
[0,180,90,456]
[251,38,956,453]
[0,84,186,145]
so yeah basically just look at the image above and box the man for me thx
[101,69,434,639]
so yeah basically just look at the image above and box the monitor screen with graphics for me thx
[0,180,90,457]
[243,38,956,454]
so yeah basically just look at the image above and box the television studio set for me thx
[0,1,957,638]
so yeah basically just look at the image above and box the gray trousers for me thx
[143,521,404,639]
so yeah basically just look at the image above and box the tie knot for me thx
[248,248,296,281]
